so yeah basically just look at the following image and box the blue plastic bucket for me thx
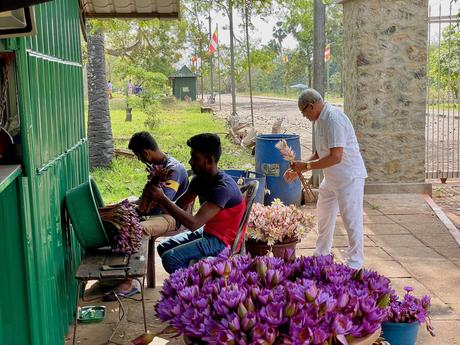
[382,322,419,345]
[255,134,302,205]
[224,170,266,204]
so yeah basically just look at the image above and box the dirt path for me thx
[212,94,314,160]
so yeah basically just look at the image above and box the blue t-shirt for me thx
[162,156,189,201]
[188,170,242,209]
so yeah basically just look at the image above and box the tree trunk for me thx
[87,26,114,169]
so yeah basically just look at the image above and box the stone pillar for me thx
[341,0,428,183]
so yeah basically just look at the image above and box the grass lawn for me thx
[91,99,253,203]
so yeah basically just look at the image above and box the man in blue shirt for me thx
[107,132,189,298]
[128,131,189,237]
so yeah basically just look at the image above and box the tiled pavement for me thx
[67,194,460,345]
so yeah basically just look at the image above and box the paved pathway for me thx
[68,193,460,345]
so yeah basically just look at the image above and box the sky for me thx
[212,0,459,50]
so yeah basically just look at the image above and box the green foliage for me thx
[428,24,460,100]
[102,19,187,76]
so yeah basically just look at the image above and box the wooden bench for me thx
[72,236,149,345]
[200,106,212,113]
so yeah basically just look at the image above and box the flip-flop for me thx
[102,286,140,301]
[117,286,140,298]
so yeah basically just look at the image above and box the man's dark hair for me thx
[128,132,159,153]
[187,133,222,163]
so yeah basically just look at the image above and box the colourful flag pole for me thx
[325,43,331,93]
[208,25,219,104]
[217,24,222,110]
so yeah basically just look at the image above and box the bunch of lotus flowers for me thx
[385,286,435,336]
[139,164,172,214]
[247,199,315,246]
[155,249,392,345]
[99,199,143,255]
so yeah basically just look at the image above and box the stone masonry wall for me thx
[342,0,428,183]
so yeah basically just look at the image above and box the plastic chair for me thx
[231,180,259,256]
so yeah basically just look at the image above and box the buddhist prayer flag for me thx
[208,27,218,56]
[324,44,331,62]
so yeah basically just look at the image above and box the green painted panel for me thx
[0,180,31,345]
[0,0,89,344]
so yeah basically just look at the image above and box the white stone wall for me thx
[342,0,428,183]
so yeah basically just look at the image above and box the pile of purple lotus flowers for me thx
[155,249,392,344]
[99,199,143,255]
[385,286,435,336]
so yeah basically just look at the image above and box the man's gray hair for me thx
[298,89,323,106]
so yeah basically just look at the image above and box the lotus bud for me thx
[256,260,268,279]
[212,284,220,296]
[250,287,260,300]
[353,308,363,318]
[242,312,256,331]
[283,248,296,263]
[271,270,280,286]
[377,293,391,309]
[229,316,241,332]
[284,302,297,317]
[305,285,318,303]
[337,293,349,309]
[237,302,248,318]
[352,268,364,282]
[198,262,212,278]
[224,261,232,279]
[245,297,256,312]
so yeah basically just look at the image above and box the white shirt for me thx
[314,103,367,189]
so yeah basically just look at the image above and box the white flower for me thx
[247,201,315,244]
[275,140,296,162]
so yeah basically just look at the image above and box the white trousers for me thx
[314,177,365,269]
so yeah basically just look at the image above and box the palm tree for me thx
[87,25,114,168]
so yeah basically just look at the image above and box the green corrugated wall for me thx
[0,0,88,344]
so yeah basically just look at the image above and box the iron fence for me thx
[426,2,460,181]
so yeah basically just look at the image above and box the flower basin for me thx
[349,327,381,345]
[246,238,298,258]
[382,321,419,345]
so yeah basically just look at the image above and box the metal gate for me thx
[426,3,460,180]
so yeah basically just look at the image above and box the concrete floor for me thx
[66,193,460,345]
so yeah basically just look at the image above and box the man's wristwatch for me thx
[305,162,312,171]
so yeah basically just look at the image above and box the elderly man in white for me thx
[285,88,367,269]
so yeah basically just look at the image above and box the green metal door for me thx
[0,178,30,345]
[0,0,88,344]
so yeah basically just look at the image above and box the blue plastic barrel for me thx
[382,322,419,345]
[255,134,302,205]
[224,170,266,204]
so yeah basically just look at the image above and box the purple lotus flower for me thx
[259,303,284,326]
[155,253,395,343]
[385,287,435,336]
